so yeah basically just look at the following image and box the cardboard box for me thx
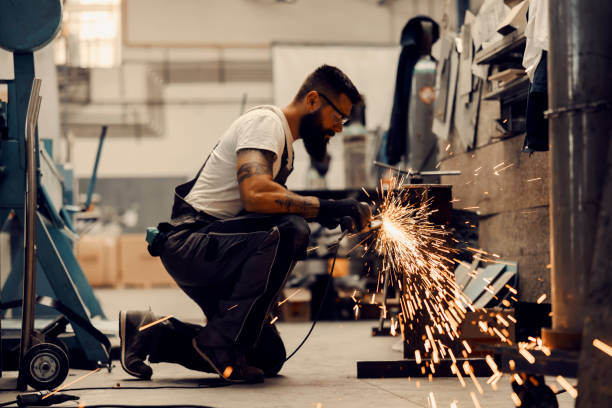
[76,235,120,287]
[118,234,176,287]
[278,288,311,322]
[328,257,349,277]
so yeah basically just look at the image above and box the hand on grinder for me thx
[318,199,372,232]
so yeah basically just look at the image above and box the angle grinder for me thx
[339,204,382,233]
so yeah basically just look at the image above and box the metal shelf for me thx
[474,27,526,65]
[484,75,530,102]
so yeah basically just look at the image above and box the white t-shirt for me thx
[185,105,294,219]
[522,0,549,81]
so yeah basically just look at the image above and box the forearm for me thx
[243,182,320,218]
[236,148,320,217]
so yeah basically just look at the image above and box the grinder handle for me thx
[340,216,356,233]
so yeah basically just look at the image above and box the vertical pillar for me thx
[544,0,612,350]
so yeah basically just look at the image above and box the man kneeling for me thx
[119,65,371,383]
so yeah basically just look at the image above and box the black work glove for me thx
[316,215,340,230]
[318,199,372,232]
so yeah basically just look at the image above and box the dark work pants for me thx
[524,51,549,152]
[152,214,310,373]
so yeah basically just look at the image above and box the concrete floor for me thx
[0,288,576,407]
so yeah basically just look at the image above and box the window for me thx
[55,0,121,67]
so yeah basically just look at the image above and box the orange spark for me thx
[463,362,484,395]
[470,391,482,408]
[593,338,612,357]
[511,392,522,406]
[519,348,536,364]
[428,392,438,408]
[277,289,302,306]
[139,315,173,331]
[556,375,578,398]
[42,367,101,400]
[485,355,499,373]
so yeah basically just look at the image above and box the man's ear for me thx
[305,91,320,112]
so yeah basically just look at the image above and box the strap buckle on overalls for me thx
[146,226,167,256]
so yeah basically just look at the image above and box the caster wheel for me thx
[22,343,69,390]
[49,337,70,358]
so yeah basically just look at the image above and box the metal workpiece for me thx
[546,0,612,348]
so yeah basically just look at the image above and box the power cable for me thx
[283,230,346,362]
[0,230,349,408]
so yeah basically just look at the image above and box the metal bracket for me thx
[544,99,612,119]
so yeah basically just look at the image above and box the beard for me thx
[300,110,334,161]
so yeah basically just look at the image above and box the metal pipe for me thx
[19,78,42,373]
[83,125,107,210]
[373,161,461,176]
[545,0,612,350]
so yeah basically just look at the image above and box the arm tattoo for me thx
[237,149,318,217]
[274,194,317,214]
[237,162,269,183]
[236,149,275,183]
[274,198,293,210]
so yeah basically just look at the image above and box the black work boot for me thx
[119,310,156,380]
[192,339,265,384]
[247,322,286,377]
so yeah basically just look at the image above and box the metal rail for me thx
[18,78,42,375]
[373,161,461,177]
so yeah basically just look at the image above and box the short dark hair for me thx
[295,65,363,106]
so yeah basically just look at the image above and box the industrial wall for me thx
[440,136,550,303]
[68,0,450,178]
[64,0,452,229]
[123,0,452,48]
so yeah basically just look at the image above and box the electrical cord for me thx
[0,231,349,408]
[77,405,212,408]
[0,384,229,407]
[0,402,211,408]
[47,384,229,391]
[0,232,346,408]
[282,230,347,363]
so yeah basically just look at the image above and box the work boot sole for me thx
[119,311,152,380]
[191,339,246,384]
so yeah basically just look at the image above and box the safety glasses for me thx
[318,92,350,125]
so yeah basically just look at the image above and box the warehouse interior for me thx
[0,0,610,407]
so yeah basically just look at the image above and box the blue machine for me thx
[0,0,111,390]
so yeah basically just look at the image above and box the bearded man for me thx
[119,65,371,383]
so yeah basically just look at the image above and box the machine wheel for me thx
[22,343,69,390]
